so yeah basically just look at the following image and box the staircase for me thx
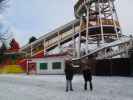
[73,36,133,60]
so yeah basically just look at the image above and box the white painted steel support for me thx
[77,17,82,58]
[26,59,29,74]
[58,32,61,53]
[72,24,76,57]
[85,5,89,55]
[112,1,123,36]
[30,44,33,57]
[129,36,133,48]
[98,0,104,43]
[43,39,46,55]
[109,0,119,40]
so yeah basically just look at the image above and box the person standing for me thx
[65,60,74,92]
[82,60,93,91]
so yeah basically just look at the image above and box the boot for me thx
[66,89,68,92]
[70,81,73,91]
[90,81,93,91]
[84,82,87,90]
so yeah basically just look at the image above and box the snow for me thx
[0,75,133,100]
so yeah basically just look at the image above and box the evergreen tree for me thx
[29,36,37,44]
[0,43,6,54]
[0,43,6,63]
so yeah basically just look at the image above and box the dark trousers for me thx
[84,81,93,91]
[66,80,73,91]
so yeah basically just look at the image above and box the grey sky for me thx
[3,0,133,46]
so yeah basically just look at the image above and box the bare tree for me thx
[0,26,11,39]
[0,0,10,64]
[0,0,8,10]
[0,0,10,49]
[0,0,9,39]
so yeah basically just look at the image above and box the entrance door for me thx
[28,62,36,74]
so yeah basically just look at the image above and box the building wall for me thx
[29,57,65,74]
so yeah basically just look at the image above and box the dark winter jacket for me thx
[65,61,74,80]
[83,69,92,82]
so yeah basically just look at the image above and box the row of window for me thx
[40,62,61,70]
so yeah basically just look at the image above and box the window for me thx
[52,62,61,70]
[40,63,48,70]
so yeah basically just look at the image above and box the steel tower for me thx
[74,0,122,58]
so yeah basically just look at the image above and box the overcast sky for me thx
[2,0,133,46]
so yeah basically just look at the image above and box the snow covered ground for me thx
[0,75,133,100]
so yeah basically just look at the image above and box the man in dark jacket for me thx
[65,60,74,92]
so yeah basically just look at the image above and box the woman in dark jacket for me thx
[65,60,74,92]
[83,68,93,91]
[82,60,93,91]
